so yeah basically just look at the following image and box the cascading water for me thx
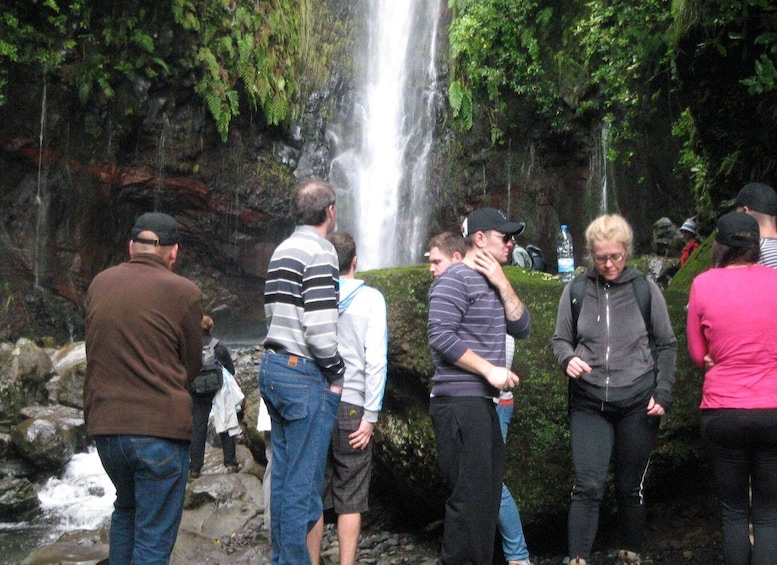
[0,449,114,564]
[329,0,442,270]
[586,122,617,216]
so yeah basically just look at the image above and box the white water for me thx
[37,448,115,531]
[0,449,114,563]
[587,122,616,215]
[329,0,442,269]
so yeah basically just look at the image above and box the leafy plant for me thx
[448,0,673,154]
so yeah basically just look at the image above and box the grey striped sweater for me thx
[263,225,345,385]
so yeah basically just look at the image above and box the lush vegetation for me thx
[0,0,342,142]
[448,0,777,222]
[2,0,776,218]
[448,0,674,150]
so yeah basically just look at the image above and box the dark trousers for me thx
[191,393,237,471]
[702,408,777,565]
[567,390,659,560]
[430,396,504,565]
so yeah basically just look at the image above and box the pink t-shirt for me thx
[687,264,777,409]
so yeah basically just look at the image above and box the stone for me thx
[0,475,39,521]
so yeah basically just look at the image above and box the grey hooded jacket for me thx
[551,266,677,410]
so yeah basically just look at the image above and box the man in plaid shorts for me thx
[309,231,388,565]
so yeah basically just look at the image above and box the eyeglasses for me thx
[490,231,514,244]
[593,253,625,264]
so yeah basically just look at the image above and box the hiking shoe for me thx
[189,469,201,479]
[226,464,240,474]
[563,558,587,565]
[615,549,641,564]
[508,560,533,565]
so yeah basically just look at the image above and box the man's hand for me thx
[330,385,343,395]
[484,366,520,390]
[703,354,715,371]
[473,249,508,287]
[565,356,592,379]
[473,248,525,320]
[349,420,374,450]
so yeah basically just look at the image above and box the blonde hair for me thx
[585,214,634,259]
[201,315,214,335]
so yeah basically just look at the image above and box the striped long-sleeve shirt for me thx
[263,225,345,385]
[428,262,531,398]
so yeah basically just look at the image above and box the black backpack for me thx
[190,337,223,395]
[526,244,546,271]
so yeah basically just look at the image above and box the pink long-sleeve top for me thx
[687,264,777,409]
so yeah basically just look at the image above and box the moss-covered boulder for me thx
[361,259,710,528]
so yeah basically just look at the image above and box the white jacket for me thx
[337,278,388,423]
[212,367,245,437]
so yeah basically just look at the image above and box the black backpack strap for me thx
[569,274,587,343]
[630,275,652,339]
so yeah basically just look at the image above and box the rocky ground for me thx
[192,485,724,564]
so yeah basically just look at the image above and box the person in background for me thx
[189,315,239,479]
[84,212,202,564]
[552,214,677,565]
[512,244,533,268]
[428,208,531,564]
[257,397,273,531]
[426,231,464,278]
[687,211,777,565]
[679,217,700,266]
[427,231,533,565]
[310,231,388,565]
[259,178,345,565]
[734,181,777,268]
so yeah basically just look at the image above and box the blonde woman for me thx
[552,214,677,565]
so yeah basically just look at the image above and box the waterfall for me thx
[0,449,115,563]
[34,75,47,292]
[586,122,617,216]
[37,448,115,531]
[329,0,442,270]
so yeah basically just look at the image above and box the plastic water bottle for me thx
[557,224,575,283]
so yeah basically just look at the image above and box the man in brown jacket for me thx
[84,212,202,565]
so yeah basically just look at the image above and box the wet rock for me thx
[0,475,39,521]
[0,339,55,426]
[10,405,86,473]
[21,528,109,565]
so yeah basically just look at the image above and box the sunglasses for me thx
[490,231,515,244]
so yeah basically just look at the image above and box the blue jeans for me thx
[258,351,340,565]
[94,435,190,565]
[497,400,530,562]
[702,408,777,565]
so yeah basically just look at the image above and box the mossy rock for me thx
[360,262,710,527]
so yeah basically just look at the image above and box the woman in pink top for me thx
[687,211,777,565]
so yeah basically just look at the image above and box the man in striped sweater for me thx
[428,208,531,564]
[734,182,777,269]
[259,178,345,565]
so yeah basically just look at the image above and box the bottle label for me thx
[558,258,575,273]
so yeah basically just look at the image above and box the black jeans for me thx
[701,408,777,565]
[430,396,504,565]
[567,389,659,560]
[191,393,237,471]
